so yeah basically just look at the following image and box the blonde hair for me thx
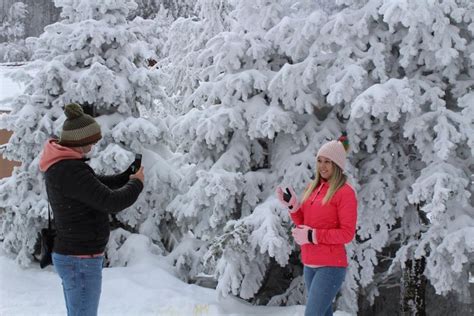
[302,162,347,204]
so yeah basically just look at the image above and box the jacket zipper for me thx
[310,183,325,205]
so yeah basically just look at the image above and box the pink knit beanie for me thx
[317,133,349,171]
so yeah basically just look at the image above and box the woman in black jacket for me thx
[39,103,144,316]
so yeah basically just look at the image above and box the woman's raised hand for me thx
[276,186,299,211]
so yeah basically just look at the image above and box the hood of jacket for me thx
[39,139,83,172]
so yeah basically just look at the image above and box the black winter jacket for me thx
[44,159,143,255]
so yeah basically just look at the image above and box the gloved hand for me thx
[291,225,316,245]
[276,187,300,211]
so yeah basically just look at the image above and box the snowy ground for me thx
[0,248,313,316]
[0,235,354,315]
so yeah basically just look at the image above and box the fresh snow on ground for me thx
[0,236,354,315]
[0,247,351,316]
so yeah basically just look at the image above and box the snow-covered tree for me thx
[163,0,338,302]
[265,0,473,313]
[0,2,28,41]
[163,0,473,313]
[131,0,161,19]
[162,0,197,19]
[159,0,232,116]
[346,1,473,312]
[0,2,31,62]
[0,0,176,266]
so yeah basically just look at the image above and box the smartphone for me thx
[130,154,142,173]
[283,188,292,202]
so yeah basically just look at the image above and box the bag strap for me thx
[48,204,52,230]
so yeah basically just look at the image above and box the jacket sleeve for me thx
[63,164,144,214]
[289,206,304,226]
[97,171,130,189]
[289,183,313,226]
[315,186,357,245]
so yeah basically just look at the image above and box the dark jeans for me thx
[304,266,346,316]
[52,252,104,316]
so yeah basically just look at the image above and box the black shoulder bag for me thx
[38,204,56,268]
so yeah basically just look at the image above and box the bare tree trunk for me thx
[401,257,427,316]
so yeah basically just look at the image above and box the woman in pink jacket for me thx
[277,134,357,316]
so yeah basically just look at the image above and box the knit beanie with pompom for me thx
[316,132,350,171]
[58,103,102,147]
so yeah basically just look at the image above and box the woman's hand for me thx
[276,187,299,211]
[291,225,316,245]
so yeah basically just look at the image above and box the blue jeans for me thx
[303,266,346,316]
[52,252,104,316]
